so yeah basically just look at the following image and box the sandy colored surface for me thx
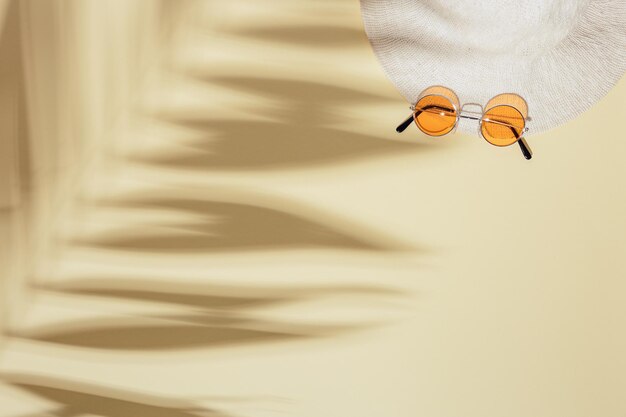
[1,1,625,416]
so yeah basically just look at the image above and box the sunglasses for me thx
[396,86,533,160]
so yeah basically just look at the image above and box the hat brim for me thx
[361,0,626,134]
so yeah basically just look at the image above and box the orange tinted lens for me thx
[480,105,525,146]
[485,94,528,119]
[414,95,457,137]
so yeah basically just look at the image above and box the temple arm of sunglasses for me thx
[484,118,533,160]
[396,113,415,133]
[396,105,453,133]
[517,137,533,160]
[499,122,532,160]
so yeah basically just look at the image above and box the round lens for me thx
[414,95,457,137]
[480,105,525,146]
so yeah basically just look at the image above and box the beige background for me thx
[1,1,625,417]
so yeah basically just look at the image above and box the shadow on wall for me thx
[2,373,233,417]
[138,76,420,171]
[0,0,37,342]
[235,25,367,48]
[70,192,409,253]
[136,6,425,172]
[13,280,402,350]
[6,276,405,414]
[2,0,422,416]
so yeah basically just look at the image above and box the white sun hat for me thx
[360,0,626,134]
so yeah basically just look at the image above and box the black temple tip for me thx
[518,138,533,160]
[396,114,414,133]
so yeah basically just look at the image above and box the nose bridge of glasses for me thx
[458,102,484,121]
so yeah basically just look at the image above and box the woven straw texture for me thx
[360,0,626,134]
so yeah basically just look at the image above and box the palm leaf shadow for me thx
[207,77,392,107]
[139,77,421,171]
[2,1,417,414]
[15,320,309,351]
[73,197,406,253]
[232,25,367,48]
[16,281,400,351]
[2,374,231,417]
[41,280,401,311]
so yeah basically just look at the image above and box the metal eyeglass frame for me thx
[396,92,533,160]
